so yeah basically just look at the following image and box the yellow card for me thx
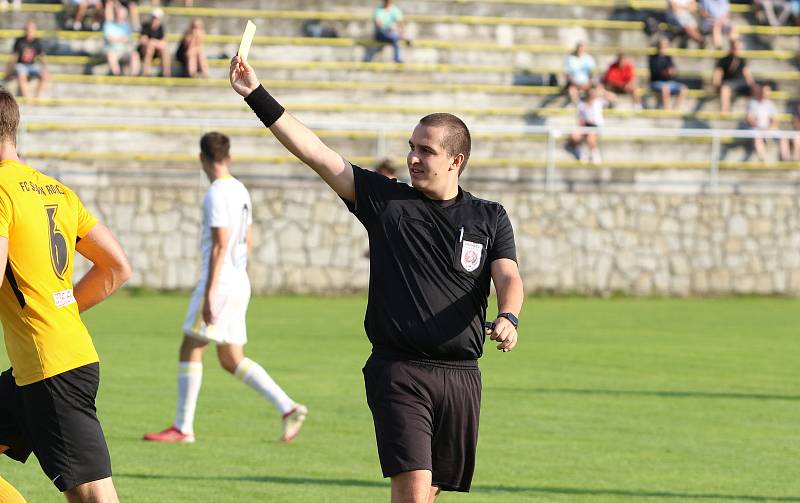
[238,20,257,61]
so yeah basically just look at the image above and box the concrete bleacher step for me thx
[2,30,795,78]
[19,122,788,165]
[14,75,796,116]
[7,14,800,59]
[16,93,795,132]
[173,0,758,17]
[7,2,791,35]
[32,56,800,93]
[22,149,798,176]
[5,3,798,54]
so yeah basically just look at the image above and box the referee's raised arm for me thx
[229,56,355,202]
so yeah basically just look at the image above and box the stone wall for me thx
[68,173,800,296]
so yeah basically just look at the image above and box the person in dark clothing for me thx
[175,18,208,78]
[229,55,524,503]
[5,21,49,98]
[648,38,688,110]
[712,39,755,113]
[138,8,170,77]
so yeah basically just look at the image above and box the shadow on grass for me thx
[489,387,800,402]
[116,473,800,501]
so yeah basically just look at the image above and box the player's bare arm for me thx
[490,258,524,352]
[229,56,355,202]
[203,226,229,325]
[74,222,132,312]
[246,225,253,256]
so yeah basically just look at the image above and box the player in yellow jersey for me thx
[0,475,26,502]
[0,88,131,502]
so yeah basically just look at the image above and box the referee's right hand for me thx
[230,56,260,97]
[487,317,518,352]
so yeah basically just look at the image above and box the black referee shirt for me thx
[343,163,517,361]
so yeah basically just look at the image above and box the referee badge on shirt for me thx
[460,240,484,272]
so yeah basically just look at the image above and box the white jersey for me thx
[578,98,606,127]
[199,177,252,286]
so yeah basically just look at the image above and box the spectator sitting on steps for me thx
[745,84,790,162]
[648,38,688,110]
[5,20,50,99]
[176,18,209,78]
[69,0,105,31]
[103,3,141,76]
[371,0,408,63]
[569,84,608,165]
[138,8,171,77]
[712,39,755,114]
[564,42,596,104]
[700,0,736,49]
[601,53,642,109]
[106,0,141,32]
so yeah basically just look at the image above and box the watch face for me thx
[500,312,518,327]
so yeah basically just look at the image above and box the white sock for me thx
[234,358,294,415]
[174,361,202,434]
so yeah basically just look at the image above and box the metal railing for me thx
[16,114,800,191]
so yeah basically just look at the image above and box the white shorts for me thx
[182,280,251,345]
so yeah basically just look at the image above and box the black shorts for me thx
[722,79,751,96]
[362,355,481,492]
[0,363,112,492]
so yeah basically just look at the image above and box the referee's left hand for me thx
[488,317,517,352]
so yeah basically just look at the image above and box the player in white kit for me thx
[144,132,307,444]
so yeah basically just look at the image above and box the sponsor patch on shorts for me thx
[53,289,76,308]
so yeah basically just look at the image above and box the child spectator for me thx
[666,0,705,45]
[569,85,608,164]
[104,2,141,75]
[564,42,596,103]
[700,0,736,49]
[712,39,754,113]
[372,0,407,63]
[5,20,50,98]
[746,84,790,161]
[176,18,208,78]
[602,53,642,109]
[648,38,688,110]
[139,8,170,77]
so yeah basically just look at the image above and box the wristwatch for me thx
[497,312,519,328]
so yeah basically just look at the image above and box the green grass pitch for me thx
[1,294,799,502]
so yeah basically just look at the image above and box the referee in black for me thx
[230,56,523,503]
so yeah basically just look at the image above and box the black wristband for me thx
[244,85,285,128]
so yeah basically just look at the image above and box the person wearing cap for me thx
[138,7,171,77]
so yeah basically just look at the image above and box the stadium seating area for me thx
[1,0,799,175]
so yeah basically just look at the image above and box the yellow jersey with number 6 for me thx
[0,160,99,385]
